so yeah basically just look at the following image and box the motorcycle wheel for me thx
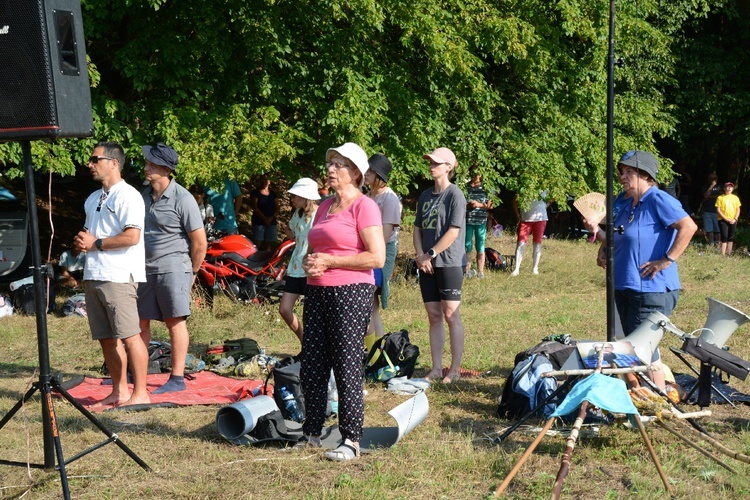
[257,279,285,305]
[221,275,258,303]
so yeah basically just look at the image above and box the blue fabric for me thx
[551,373,639,417]
[612,187,687,293]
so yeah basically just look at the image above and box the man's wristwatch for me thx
[95,238,103,251]
[427,248,437,259]
[664,254,676,263]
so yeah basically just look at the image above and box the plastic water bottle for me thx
[185,354,205,371]
[327,370,339,415]
[279,386,304,422]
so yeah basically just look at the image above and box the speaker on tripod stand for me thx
[0,2,149,499]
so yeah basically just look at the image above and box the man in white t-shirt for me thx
[74,142,150,407]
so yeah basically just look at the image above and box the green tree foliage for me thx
[667,0,750,182]
[0,0,725,207]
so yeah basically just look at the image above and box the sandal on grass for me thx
[324,439,359,461]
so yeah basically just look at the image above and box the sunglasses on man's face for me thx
[89,156,114,164]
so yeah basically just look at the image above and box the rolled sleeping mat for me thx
[216,395,278,440]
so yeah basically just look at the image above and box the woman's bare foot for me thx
[425,369,442,381]
[442,371,461,384]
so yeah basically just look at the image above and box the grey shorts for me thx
[84,280,141,340]
[138,272,193,321]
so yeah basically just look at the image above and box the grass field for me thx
[1,229,750,499]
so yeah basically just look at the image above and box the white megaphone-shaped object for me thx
[699,297,750,348]
[621,311,682,364]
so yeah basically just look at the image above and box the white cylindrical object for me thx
[700,297,750,348]
[216,395,278,440]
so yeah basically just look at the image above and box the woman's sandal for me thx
[324,439,360,461]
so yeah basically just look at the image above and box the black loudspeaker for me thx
[0,0,94,141]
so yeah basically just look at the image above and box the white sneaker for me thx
[510,269,519,276]
[532,268,539,275]
[465,269,477,278]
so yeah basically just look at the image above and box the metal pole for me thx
[606,0,617,342]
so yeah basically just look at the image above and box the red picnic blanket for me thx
[57,371,269,413]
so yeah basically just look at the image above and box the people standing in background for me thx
[57,247,86,289]
[716,182,741,256]
[250,174,279,251]
[701,172,722,248]
[674,165,693,214]
[583,150,697,392]
[299,142,384,461]
[364,154,402,338]
[74,141,150,407]
[206,178,243,235]
[138,143,207,394]
[464,168,491,278]
[413,147,467,384]
[510,191,550,276]
[279,178,319,344]
[189,184,215,225]
[661,176,680,200]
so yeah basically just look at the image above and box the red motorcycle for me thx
[196,235,295,305]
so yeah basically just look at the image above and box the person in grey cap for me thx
[138,143,207,394]
[584,150,697,392]
[364,154,402,338]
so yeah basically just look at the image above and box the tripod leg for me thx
[0,384,40,430]
[51,379,152,471]
[41,387,72,500]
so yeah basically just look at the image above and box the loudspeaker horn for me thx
[699,297,750,348]
[621,310,673,364]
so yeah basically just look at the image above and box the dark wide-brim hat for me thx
[142,142,179,171]
[618,150,658,180]
[368,154,392,183]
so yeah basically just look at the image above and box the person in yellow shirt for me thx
[716,182,741,256]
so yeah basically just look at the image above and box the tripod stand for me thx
[0,141,151,499]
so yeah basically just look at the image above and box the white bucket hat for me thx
[326,142,369,178]
[288,177,321,200]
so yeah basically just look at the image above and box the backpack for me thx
[246,409,297,443]
[101,341,173,376]
[364,329,420,381]
[264,356,306,421]
[204,338,261,364]
[485,247,508,271]
[497,340,576,419]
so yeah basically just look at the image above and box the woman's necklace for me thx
[627,202,640,224]
[327,193,360,218]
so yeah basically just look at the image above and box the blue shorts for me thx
[252,224,278,243]
[702,212,720,233]
[465,224,487,253]
[137,272,193,320]
[419,266,463,303]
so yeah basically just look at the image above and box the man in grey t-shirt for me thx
[139,143,207,394]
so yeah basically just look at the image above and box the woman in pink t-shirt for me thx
[299,142,384,461]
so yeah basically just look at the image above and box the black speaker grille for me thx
[0,0,57,131]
